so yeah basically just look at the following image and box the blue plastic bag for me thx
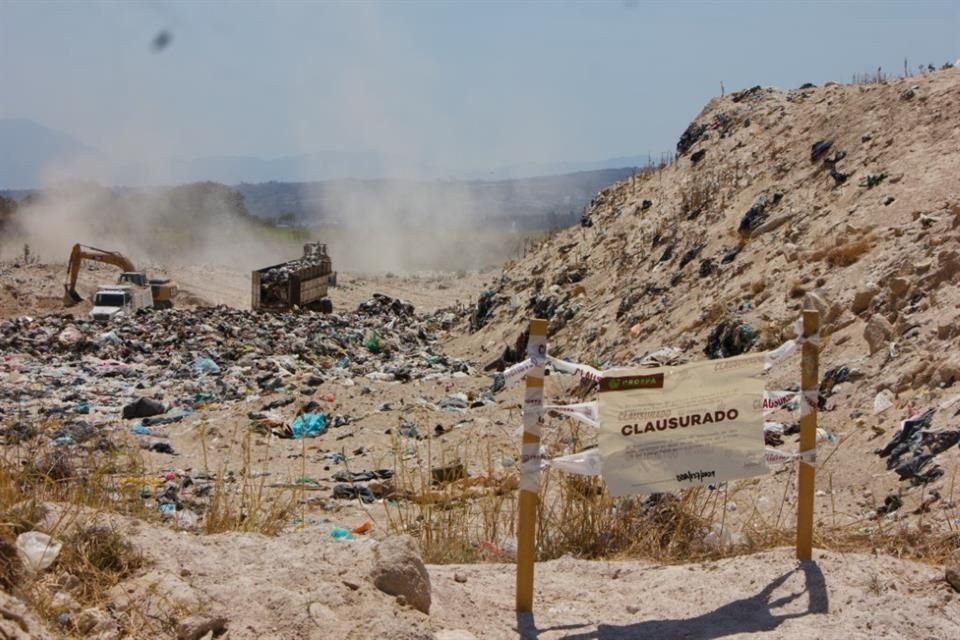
[191,357,221,375]
[291,413,327,438]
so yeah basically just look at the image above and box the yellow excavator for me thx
[63,244,178,310]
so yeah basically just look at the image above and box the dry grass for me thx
[200,426,299,535]
[50,525,144,605]
[810,237,873,267]
[384,433,519,564]
[384,412,960,569]
[0,417,298,631]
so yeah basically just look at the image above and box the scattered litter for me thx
[351,521,374,535]
[705,320,757,359]
[877,409,959,485]
[290,413,327,439]
[191,356,221,375]
[333,484,376,503]
[332,469,393,482]
[810,139,833,162]
[122,397,165,420]
[16,531,62,571]
[147,442,176,455]
[703,524,745,548]
[876,494,902,516]
[874,390,895,415]
[330,527,354,540]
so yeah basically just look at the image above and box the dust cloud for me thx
[0,2,557,275]
[300,180,532,274]
[0,181,303,272]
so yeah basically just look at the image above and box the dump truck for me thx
[252,242,334,313]
[63,244,179,312]
[89,282,154,323]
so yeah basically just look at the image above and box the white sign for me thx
[598,352,768,495]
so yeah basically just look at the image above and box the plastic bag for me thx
[57,325,83,346]
[362,330,382,353]
[16,531,63,572]
[291,413,327,438]
[351,521,374,535]
[873,390,894,415]
[703,524,744,549]
[98,331,122,346]
[191,357,221,375]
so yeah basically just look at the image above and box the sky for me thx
[1,0,958,175]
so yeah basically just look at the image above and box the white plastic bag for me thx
[16,531,63,572]
[873,390,894,415]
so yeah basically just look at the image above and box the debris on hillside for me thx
[877,409,960,486]
[704,320,758,359]
[460,68,960,399]
[677,122,708,155]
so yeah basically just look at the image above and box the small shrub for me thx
[818,238,873,267]
[57,525,144,603]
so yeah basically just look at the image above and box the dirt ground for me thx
[14,506,959,640]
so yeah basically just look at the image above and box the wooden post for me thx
[796,309,820,560]
[516,318,548,613]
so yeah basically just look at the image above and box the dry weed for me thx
[810,238,873,267]
[201,427,299,535]
[385,408,960,570]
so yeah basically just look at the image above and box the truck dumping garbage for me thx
[252,242,334,313]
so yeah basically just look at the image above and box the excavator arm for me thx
[63,244,137,306]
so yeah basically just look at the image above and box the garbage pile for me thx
[259,242,331,284]
[0,296,474,444]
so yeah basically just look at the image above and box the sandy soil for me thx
[24,506,960,640]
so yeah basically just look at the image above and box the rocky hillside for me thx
[460,67,960,527]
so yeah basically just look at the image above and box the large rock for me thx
[926,249,960,288]
[851,283,879,314]
[947,549,960,592]
[864,314,894,355]
[888,276,910,297]
[937,356,960,387]
[176,614,227,640]
[370,536,432,614]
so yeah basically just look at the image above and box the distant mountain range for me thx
[0,118,648,188]
[0,119,101,189]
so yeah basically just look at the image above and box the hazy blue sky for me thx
[1,0,958,172]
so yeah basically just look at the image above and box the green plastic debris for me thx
[362,329,382,353]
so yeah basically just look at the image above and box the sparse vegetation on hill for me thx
[458,66,960,563]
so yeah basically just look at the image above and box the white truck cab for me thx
[89,283,154,323]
